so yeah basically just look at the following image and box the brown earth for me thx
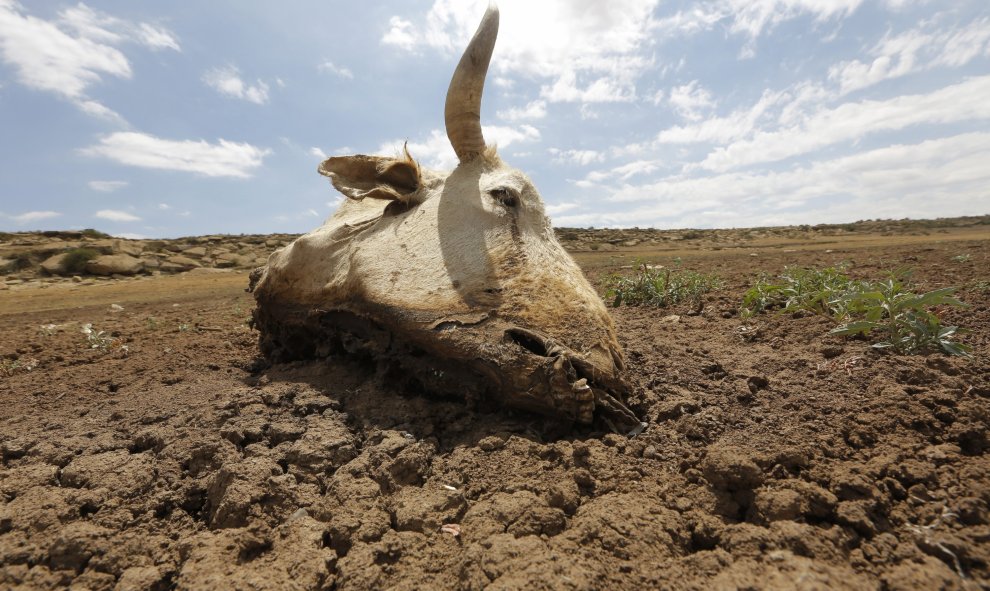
[1,220,988,590]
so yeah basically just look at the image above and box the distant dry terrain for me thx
[1,216,988,590]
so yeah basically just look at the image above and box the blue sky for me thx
[0,0,987,238]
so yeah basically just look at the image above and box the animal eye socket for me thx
[489,187,518,207]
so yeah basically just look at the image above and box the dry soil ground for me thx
[1,224,988,590]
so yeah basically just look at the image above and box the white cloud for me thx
[58,4,179,51]
[203,66,270,104]
[545,202,580,215]
[158,203,170,210]
[657,88,788,144]
[586,132,990,228]
[497,99,547,121]
[0,2,177,119]
[548,148,604,166]
[88,180,128,192]
[378,124,540,170]
[76,99,126,124]
[540,69,640,103]
[95,209,140,222]
[382,16,416,50]
[654,0,863,43]
[82,132,271,178]
[580,160,663,186]
[699,75,990,172]
[317,59,353,79]
[7,210,60,224]
[667,80,716,121]
[113,232,146,239]
[135,22,179,51]
[309,147,328,159]
[382,0,660,104]
[829,17,990,95]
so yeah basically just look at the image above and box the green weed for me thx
[82,323,128,355]
[1,357,37,377]
[951,254,971,263]
[830,273,970,356]
[742,266,970,356]
[741,265,853,318]
[603,263,722,308]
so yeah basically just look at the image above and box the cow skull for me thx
[251,6,641,431]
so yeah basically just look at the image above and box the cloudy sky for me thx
[0,0,987,237]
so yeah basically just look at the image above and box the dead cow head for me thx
[252,6,641,431]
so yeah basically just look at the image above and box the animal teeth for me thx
[572,378,590,391]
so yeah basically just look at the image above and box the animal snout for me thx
[504,327,552,357]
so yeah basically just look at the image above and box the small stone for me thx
[701,447,764,491]
[821,346,844,359]
[573,468,595,488]
[478,435,505,452]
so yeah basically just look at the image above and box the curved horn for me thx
[445,5,499,163]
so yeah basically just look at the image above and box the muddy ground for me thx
[1,223,988,590]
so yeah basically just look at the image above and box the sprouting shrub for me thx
[603,262,722,308]
[829,273,970,356]
[741,265,854,318]
[81,323,128,355]
[80,228,110,238]
[742,266,970,356]
[62,248,99,274]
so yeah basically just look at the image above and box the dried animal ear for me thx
[318,149,421,202]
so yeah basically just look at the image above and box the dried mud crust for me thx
[0,236,987,590]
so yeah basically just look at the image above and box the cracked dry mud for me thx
[1,226,988,590]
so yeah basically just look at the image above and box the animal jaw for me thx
[250,5,642,432]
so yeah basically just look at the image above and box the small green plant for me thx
[741,266,970,356]
[741,265,854,318]
[830,275,970,356]
[38,324,58,337]
[80,228,110,238]
[82,323,128,355]
[951,254,971,263]
[62,248,99,274]
[0,358,20,377]
[603,263,722,308]
[145,316,159,330]
[1,357,37,376]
